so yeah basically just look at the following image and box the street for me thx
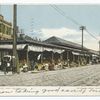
[0,64,100,86]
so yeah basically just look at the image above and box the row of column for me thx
[26,50,91,67]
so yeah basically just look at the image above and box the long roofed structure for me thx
[43,36,88,51]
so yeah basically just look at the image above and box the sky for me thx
[0,5,100,51]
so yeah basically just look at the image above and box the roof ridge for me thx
[50,36,80,46]
[44,36,87,49]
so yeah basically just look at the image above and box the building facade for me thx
[0,36,99,71]
[0,14,12,40]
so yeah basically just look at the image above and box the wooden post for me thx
[51,51,54,63]
[41,52,43,64]
[67,51,69,67]
[99,41,100,60]
[80,26,86,53]
[13,4,19,73]
[78,55,80,66]
[73,54,75,62]
[26,45,29,68]
[60,52,63,61]
[41,47,44,64]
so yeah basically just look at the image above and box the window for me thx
[0,23,1,32]
[2,24,5,34]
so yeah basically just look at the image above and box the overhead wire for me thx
[50,5,81,26]
[50,5,99,41]
[85,29,98,40]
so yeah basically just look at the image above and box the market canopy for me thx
[44,36,88,51]
[0,44,26,50]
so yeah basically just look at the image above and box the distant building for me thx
[0,14,12,40]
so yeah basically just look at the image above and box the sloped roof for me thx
[0,35,99,55]
[0,36,83,52]
[44,36,87,50]
[0,35,39,44]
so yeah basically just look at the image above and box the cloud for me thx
[83,31,99,51]
[30,27,99,51]
[40,27,80,39]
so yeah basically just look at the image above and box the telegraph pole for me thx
[99,41,100,56]
[80,26,86,65]
[80,26,86,53]
[99,33,100,60]
[0,5,1,14]
[13,4,18,73]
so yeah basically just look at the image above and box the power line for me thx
[50,5,81,26]
[85,29,98,40]
[50,5,98,41]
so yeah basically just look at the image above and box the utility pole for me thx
[80,26,86,53]
[99,33,100,60]
[0,5,1,14]
[13,4,18,73]
[99,41,100,56]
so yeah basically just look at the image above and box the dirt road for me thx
[0,64,100,86]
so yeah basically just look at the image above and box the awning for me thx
[43,47,64,54]
[0,44,65,54]
[0,44,26,50]
[92,54,98,57]
[54,49,64,54]
[84,54,90,56]
[28,45,43,52]
[72,52,80,55]
[43,47,53,52]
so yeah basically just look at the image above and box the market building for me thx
[0,34,99,72]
